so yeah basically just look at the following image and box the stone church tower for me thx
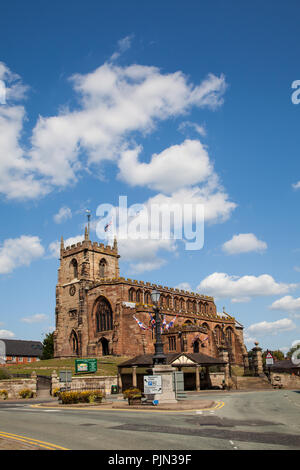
[53,227,120,358]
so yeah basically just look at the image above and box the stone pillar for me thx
[117,370,123,392]
[243,352,249,371]
[132,366,137,388]
[30,371,37,397]
[195,365,200,391]
[51,370,60,395]
[219,348,230,384]
[205,366,210,388]
[151,364,177,404]
[252,342,264,376]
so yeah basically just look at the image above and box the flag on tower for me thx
[104,219,113,232]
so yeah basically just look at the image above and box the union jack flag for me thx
[104,219,113,232]
[165,315,177,330]
[133,315,148,331]
[149,313,156,327]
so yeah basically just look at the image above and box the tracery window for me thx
[214,325,222,345]
[226,327,233,345]
[168,336,176,351]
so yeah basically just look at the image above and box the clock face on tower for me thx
[69,285,76,296]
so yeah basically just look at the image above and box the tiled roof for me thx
[0,339,43,357]
[118,352,226,368]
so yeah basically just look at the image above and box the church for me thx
[53,227,248,367]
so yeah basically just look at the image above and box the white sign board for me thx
[0,340,5,364]
[144,375,162,394]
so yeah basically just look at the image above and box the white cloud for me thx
[292,181,300,190]
[269,295,300,317]
[144,186,236,228]
[53,206,72,224]
[176,282,193,292]
[48,235,84,258]
[21,314,48,324]
[0,235,45,274]
[128,258,167,274]
[246,318,296,337]
[118,139,214,193]
[197,272,297,302]
[0,329,15,338]
[222,233,267,255]
[0,61,227,200]
[110,35,134,61]
[119,237,176,274]
[178,121,206,137]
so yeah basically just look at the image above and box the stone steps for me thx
[235,376,272,390]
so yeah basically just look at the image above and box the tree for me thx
[41,332,54,360]
[287,345,300,359]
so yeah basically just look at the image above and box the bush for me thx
[0,389,8,400]
[52,387,61,397]
[19,388,34,399]
[123,388,142,399]
[59,390,104,404]
[0,369,10,380]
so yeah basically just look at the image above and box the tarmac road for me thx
[0,389,299,451]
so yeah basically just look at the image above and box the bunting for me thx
[165,315,177,330]
[133,315,149,331]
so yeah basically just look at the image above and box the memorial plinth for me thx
[150,364,177,404]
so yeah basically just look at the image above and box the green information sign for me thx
[75,358,97,374]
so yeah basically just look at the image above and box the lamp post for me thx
[151,289,167,365]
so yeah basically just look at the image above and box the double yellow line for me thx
[0,431,69,450]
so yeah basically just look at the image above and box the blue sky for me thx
[1,0,300,354]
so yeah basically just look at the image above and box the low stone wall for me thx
[51,371,118,395]
[0,372,37,399]
[209,372,225,388]
[271,372,300,389]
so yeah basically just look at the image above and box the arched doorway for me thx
[100,337,109,356]
[193,340,200,353]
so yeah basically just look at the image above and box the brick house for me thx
[53,228,248,367]
[0,339,43,365]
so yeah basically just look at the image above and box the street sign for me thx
[144,375,162,394]
[266,352,274,366]
[75,358,97,374]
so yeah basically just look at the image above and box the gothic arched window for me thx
[136,289,142,303]
[99,259,107,278]
[95,297,113,332]
[70,259,78,279]
[70,330,79,355]
[128,288,135,302]
[226,327,233,345]
[214,325,222,345]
